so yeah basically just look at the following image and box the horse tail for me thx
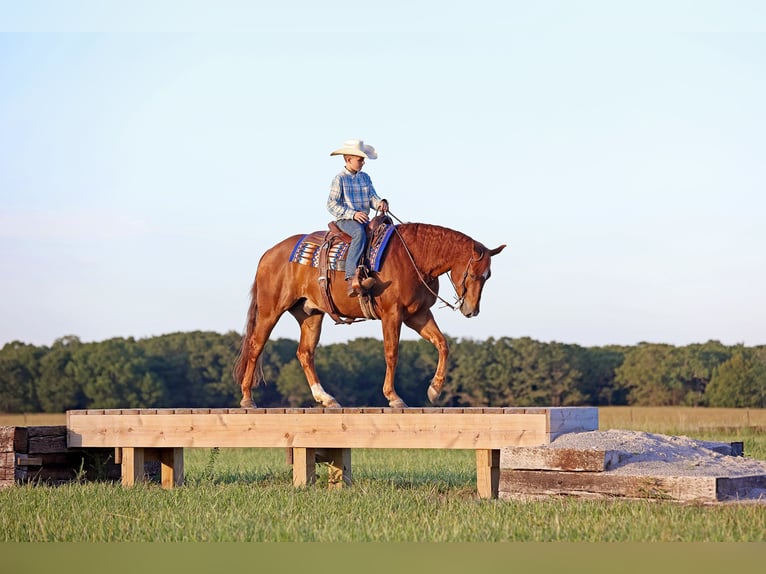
[233,281,264,388]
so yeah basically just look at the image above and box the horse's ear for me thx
[489,244,506,257]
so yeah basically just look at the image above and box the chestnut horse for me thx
[233,222,505,408]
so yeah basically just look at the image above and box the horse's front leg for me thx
[381,316,407,408]
[293,310,341,408]
[405,310,449,403]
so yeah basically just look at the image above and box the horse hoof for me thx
[389,398,408,409]
[325,399,342,408]
[427,385,441,403]
[240,399,257,409]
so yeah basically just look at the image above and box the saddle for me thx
[317,215,393,324]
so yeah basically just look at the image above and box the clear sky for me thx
[1,1,764,349]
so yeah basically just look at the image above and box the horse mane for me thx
[396,222,476,274]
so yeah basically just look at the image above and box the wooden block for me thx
[500,447,620,472]
[121,447,146,486]
[547,407,599,441]
[0,426,28,453]
[476,449,500,499]
[0,426,16,451]
[292,447,316,487]
[159,447,184,489]
[16,466,79,483]
[26,426,68,454]
[499,470,766,503]
[0,451,14,479]
[324,448,352,489]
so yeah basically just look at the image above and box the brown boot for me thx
[347,276,361,297]
[356,266,375,292]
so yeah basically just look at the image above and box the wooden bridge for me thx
[66,406,598,498]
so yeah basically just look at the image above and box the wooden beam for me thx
[500,447,620,472]
[499,470,766,503]
[67,410,569,449]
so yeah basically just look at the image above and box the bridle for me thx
[386,210,482,312]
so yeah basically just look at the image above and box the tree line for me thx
[1,331,764,413]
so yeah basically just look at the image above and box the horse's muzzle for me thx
[460,303,480,318]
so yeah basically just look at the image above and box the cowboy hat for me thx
[330,139,378,160]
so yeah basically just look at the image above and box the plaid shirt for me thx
[327,168,384,220]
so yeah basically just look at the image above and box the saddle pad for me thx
[289,234,349,271]
[288,223,396,272]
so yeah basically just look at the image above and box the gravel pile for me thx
[550,429,766,478]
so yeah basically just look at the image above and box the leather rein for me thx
[385,210,479,312]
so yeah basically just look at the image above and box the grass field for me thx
[2,407,765,542]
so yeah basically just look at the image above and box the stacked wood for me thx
[498,444,766,503]
[0,425,120,487]
[0,426,23,488]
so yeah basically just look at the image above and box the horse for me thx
[233,221,505,408]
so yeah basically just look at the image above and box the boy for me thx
[327,139,389,296]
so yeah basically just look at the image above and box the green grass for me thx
[2,439,766,542]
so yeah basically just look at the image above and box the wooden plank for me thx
[67,411,551,449]
[499,469,741,503]
[475,449,500,499]
[15,454,43,466]
[500,447,620,472]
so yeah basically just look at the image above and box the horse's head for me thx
[453,243,506,317]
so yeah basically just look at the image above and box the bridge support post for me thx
[119,447,184,488]
[476,449,500,499]
[291,447,352,489]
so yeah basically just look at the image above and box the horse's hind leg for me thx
[405,310,449,403]
[292,310,341,408]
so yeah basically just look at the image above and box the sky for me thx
[1,1,764,350]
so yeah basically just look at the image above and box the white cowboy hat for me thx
[330,139,378,160]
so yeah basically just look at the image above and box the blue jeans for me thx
[335,219,366,280]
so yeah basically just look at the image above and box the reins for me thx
[384,209,473,312]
